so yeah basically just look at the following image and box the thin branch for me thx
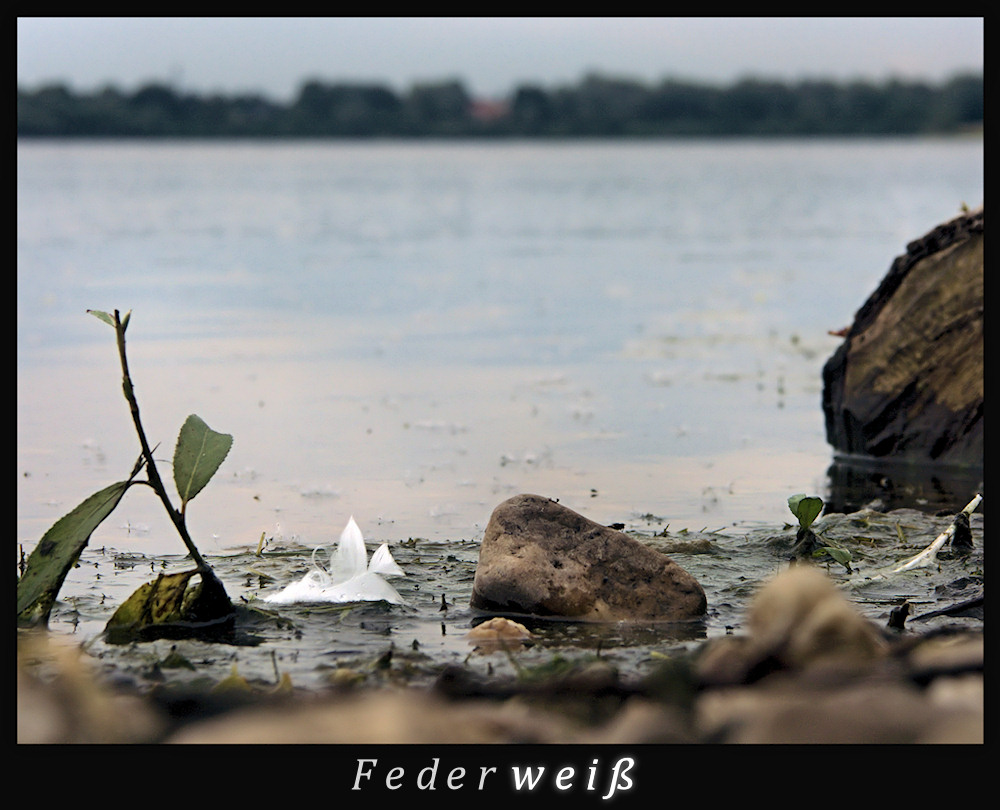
[112,309,214,576]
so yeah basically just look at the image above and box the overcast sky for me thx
[17,17,983,101]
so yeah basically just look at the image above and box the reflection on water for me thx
[826,456,984,516]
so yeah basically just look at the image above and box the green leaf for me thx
[813,545,853,572]
[788,494,823,529]
[105,570,197,627]
[103,568,234,644]
[87,308,131,332]
[17,480,133,625]
[87,309,115,327]
[173,414,233,507]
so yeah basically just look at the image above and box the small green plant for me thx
[788,494,823,532]
[17,310,235,636]
[787,493,853,573]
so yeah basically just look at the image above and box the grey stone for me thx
[470,494,707,621]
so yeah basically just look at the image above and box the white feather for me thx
[264,516,406,604]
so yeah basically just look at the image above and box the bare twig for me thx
[892,494,982,573]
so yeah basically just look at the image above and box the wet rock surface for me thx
[470,494,707,621]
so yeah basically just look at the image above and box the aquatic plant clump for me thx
[17,309,235,638]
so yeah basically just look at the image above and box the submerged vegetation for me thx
[17,310,235,639]
[17,71,982,138]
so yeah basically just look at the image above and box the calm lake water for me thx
[18,138,983,563]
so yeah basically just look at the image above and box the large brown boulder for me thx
[470,494,707,621]
[822,207,983,466]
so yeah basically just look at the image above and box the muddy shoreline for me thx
[18,502,983,744]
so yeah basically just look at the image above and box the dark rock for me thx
[822,207,983,467]
[470,494,707,621]
[887,601,911,631]
[949,510,974,551]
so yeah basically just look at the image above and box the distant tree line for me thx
[17,72,983,138]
